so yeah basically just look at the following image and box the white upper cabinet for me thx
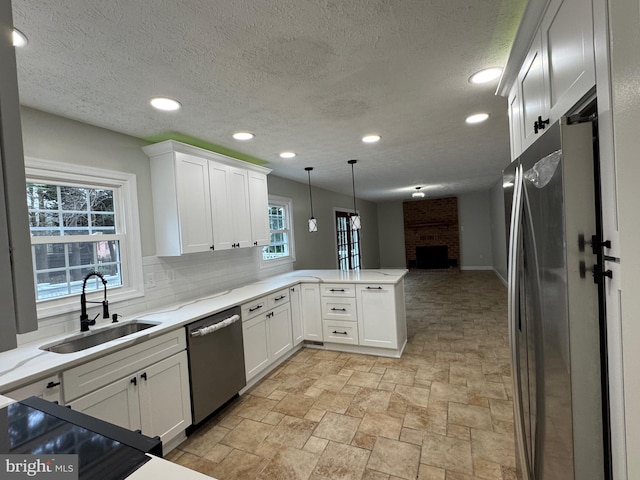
[541,0,595,122]
[519,31,547,152]
[504,0,595,156]
[508,82,523,160]
[144,141,272,256]
[248,171,270,247]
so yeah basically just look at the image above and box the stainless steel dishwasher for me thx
[185,306,246,425]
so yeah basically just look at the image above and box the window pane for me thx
[33,240,122,301]
[60,186,88,211]
[26,183,58,210]
[92,213,115,229]
[90,189,114,211]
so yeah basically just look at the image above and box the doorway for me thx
[335,210,360,270]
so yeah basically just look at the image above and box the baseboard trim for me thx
[493,268,508,287]
[459,266,493,271]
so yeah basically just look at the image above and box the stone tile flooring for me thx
[167,271,515,479]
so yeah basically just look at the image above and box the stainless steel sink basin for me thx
[41,321,159,354]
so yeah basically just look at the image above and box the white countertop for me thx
[0,269,406,393]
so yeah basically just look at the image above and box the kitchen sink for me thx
[41,321,159,354]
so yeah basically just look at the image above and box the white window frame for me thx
[25,157,144,319]
[261,195,296,269]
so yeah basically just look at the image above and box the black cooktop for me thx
[0,397,162,480]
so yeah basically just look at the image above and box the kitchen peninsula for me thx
[0,269,407,469]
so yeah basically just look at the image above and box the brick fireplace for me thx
[403,197,460,269]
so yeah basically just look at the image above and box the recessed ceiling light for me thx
[362,135,381,143]
[12,29,28,47]
[469,67,503,84]
[232,132,254,140]
[465,113,489,124]
[280,152,296,159]
[150,97,181,111]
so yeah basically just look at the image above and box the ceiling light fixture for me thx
[150,97,181,111]
[465,113,489,124]
[280,152,296,159]
[348,159,361,230]
[412,187,425,198]
[232,132,254,140]
[12,29,28,47]
[469,67,503,84]
[305,167,318,233]
[362,135,381,143]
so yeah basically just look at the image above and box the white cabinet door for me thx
[228,166,252,248]
[68,375,142,433]
[519,31,547,152]
[541,0,595,122]
[508,82,522,160]
[175,152,213,254]
[268,303,293,361]
[139,351,191,444]
[289,285,304,346]
[208,160,234,251]
[356,285,398,349]
[243,315,270,380]
[248,171,270,247]
[300,283,322,341]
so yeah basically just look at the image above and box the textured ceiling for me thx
[11,0,526,202]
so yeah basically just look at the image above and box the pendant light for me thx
[305,167,318,232]
[348,160,361,230]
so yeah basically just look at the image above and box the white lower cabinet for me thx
[242,314,270,380]
[4,374,62,404]
[242,302,292,381]
[300,283,322,341]
[63,329,191,446]
[356,283,407,350]
[69,351,191,444]
[289,285,304,346]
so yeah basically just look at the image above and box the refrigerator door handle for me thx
[507,163,532,480]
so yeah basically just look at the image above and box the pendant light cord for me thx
[350,160,357,215]
[305,167,315,218]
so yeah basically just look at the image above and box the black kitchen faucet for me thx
[79,271,109,332]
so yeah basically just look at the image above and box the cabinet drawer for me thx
[242,296,268,321]
[322,297,357,322]
[323,321,358,345]
[321,283,355,297]
[268,288,289,309]
[63,329,186,402]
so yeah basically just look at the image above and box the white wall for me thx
[490,180,508,283]
[267,175,380,270]
[457,191,494,269]
[377,202,406,268]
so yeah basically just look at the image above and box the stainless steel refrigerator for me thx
[503,118,604,480]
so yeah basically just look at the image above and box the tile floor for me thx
[167,270,515,479]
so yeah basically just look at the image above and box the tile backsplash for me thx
[17,248,292,346]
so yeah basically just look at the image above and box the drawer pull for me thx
[249,305,263,312]
[329,288,345,292]
[332,330,348,335]
[46,381,61,389]
[331,308,347,312]
[366,286,383,290]
[141,372,148,382]
[130,377,137,386]
[274,295,286,301]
